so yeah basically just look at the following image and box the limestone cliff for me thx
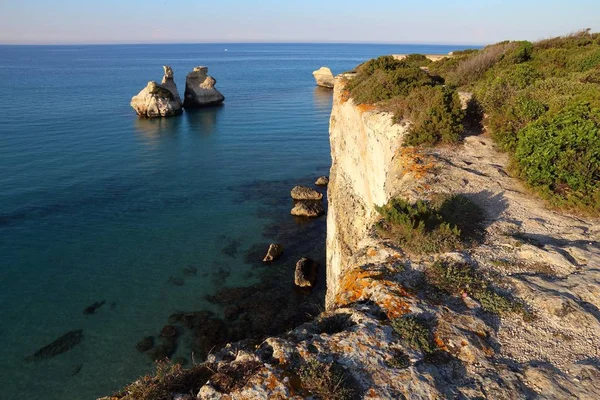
[112,75,600,400]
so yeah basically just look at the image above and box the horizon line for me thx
[0,40,487,47]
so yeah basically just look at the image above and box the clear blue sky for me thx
[1,0,599,45]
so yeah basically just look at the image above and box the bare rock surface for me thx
[312,66,335,88]
[183,66,225,108]
[130,66,183,118]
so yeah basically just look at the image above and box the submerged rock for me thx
[130,66,183,118]
[294,257,318,288]
[25,330,83,361]
[315,176,329,186]
[291,200,325,218]
[136,336,154,352]
[312,66,335,88]
[263,244,283,262]
[291,186,323,201]
[160,325,179,338]
[82,300,105,315]
[184,66,225,108]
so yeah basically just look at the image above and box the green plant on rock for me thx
[374,194,485,254]
[298,359,355,400]
[390,315,436,353]
[426,260,528,316]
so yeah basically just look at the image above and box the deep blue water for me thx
[0,43,474,399]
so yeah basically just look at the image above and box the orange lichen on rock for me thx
[340,89,351,104]
[434,334,448,352]
[335,269,381,306]
[367,248,378,257]
[357,103,377,113]
[397,147,436,180]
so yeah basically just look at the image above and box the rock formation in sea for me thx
[290,185,323,201]
[262,243,283,262]
[290,200,324,218]
[312,66,335,88]
[294,257,318,288]
[130,66,183,118]
[315,176,329,186]
[183,66,225,108]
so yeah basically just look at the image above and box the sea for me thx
[0,42,473,399]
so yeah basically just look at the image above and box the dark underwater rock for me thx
[26,330,84,361]
[182,265,198,276]
[160,325,179,339]
[83,300,106,315]
[136,336,155,352]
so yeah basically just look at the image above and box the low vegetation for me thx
[425,260,529,317]
[374,194,485,254]
[115,360,212,400]
[298,358,355,400]
[348,29,600,213]
[390,314,436,353]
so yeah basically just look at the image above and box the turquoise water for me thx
[0,43,472,399]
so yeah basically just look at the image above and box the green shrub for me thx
[394,86,465,146]
[298,359,354,400]
[375,194,484,254]
[426,260,527,316]
[390,315,436,353]
[514,102,600,211]
[346,56,437,104]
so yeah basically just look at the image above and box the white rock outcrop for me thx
[312,66,335,88]
[130,66,183,118]
[183,66,225,108]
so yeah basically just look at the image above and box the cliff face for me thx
[326,78,409,308]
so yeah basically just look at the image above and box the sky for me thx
[1,0,599,45]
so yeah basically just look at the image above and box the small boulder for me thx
[312,67,335,88]
[184,66,225,108]
[131,66,183,118]
[295,258,318,288]
[291,186,323,201]
[291,201,325,218]
[263,244,284,262]
[315,176,329,186]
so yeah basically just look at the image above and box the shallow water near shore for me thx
[0,43,471,399]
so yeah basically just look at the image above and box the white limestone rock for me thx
[130,66,183,118]
[183,66,225,108]
[312,66,335,88]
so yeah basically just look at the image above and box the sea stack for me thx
[130,66,183,118]
[183,66,225,108]
[312,66,335,88]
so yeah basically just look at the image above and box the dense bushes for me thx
[346,56,437,104]
[394,86,465,146]
[345,30,599,213]
[374,194,484,254]
[515,102,600,210]
[346,55,463,146]
[432,29,600,213]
